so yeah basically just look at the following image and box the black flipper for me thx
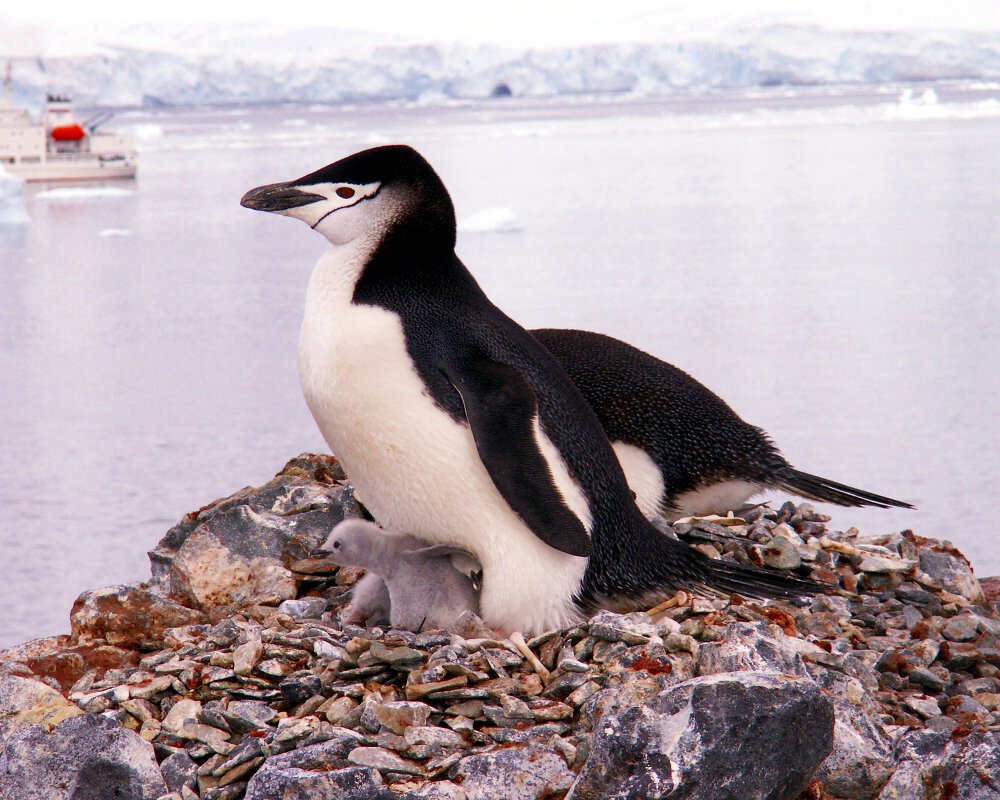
[779,469,914,510]
[443,354,593,558]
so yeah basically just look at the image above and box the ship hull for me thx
[8,157,136,182]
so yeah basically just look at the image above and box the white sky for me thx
[3,0,1000,55]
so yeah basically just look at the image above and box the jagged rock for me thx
[148,453,352,580]
[167,507,305,609]
[917,542,983,602]
[278,597,329,619]
[407,781,467,799]
[588,610,658,645]
[576,646,686,730]
[0,676,83,742]
[452,743,575,800]
[0,713,166,800]
[246,764,391,800]
[224,700,276,729]
[348,745,423,775]
[567,672,834,800]
[761,530,802,570]
[372,700,434,734]
[161,750,198,794]
[813,699,895,800]
[244,735,384,799]
[696,621,809,678]
[876,729,1000,799]
[70,585,205,648]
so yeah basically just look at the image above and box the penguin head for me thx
[241,144,456,249]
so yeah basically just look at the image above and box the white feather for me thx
[298,242,588,634]
[611,440,665,520]
[669,479,762,520]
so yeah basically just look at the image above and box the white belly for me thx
[298,251,587,634]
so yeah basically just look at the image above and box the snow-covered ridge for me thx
[7,24,1000,109]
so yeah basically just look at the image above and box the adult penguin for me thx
[530,328,912,522]
[242,145,819,634]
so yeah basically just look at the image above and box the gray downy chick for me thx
[345,573,391,627]
[318,518,482,631]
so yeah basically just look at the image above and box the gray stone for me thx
[588,610,658,645]
[0,713,167,800]
[407,781,468,799]
[453,743,575,800]
[942,614,980,642]
[165,471,357,611]
[567,672,833,800]
[245,764,391,800]
[876,730,1000,799]
[161,750,198,794]
[918,547,983,602]
[761,532,802,570]
[814,699,895,800]
[696,622,809,678]
[223,700,276,730]
[347,746,422,775]
[279,674,322,705]
[278,597,329,619]
[149,453,357,583]
[402,725,466,751]
[902,694,942,719]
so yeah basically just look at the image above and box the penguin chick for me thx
[242,145,823,634]
[317,519,481,632]
[345,572,391,627]
[531,329,914,521]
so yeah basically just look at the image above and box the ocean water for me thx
[1,87,999,648]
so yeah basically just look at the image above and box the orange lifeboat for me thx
[50,124,86,141]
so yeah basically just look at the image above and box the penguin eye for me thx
[333,541,341,549]
[336,187,356,199]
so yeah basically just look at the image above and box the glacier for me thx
[5,24,1000,109]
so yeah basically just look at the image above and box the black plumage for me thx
[531,328,913,516]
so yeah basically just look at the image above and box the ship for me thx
[1,63,137,182]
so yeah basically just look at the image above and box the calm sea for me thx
[2,87,998,648]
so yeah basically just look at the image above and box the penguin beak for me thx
[240,182,325,213]
[310,548,332,559]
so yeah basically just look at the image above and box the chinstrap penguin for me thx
[530,329,913,522]
[241,144,820,634]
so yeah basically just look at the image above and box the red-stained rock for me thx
[71,584,205,649]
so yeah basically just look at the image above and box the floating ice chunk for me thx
[98,228,133,237]
[130,123,164,139]
[281,118,308,126]
[35,187,134,201]
[457,207,524,234]
[0,167,30,225]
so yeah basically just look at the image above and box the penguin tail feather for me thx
[778,469,914,510]
[699,558,829,601]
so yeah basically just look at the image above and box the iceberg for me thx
[0,167,30,225]
[458,207,524,234]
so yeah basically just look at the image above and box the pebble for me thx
[5,484,1000,800]
[348,745,423,775]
